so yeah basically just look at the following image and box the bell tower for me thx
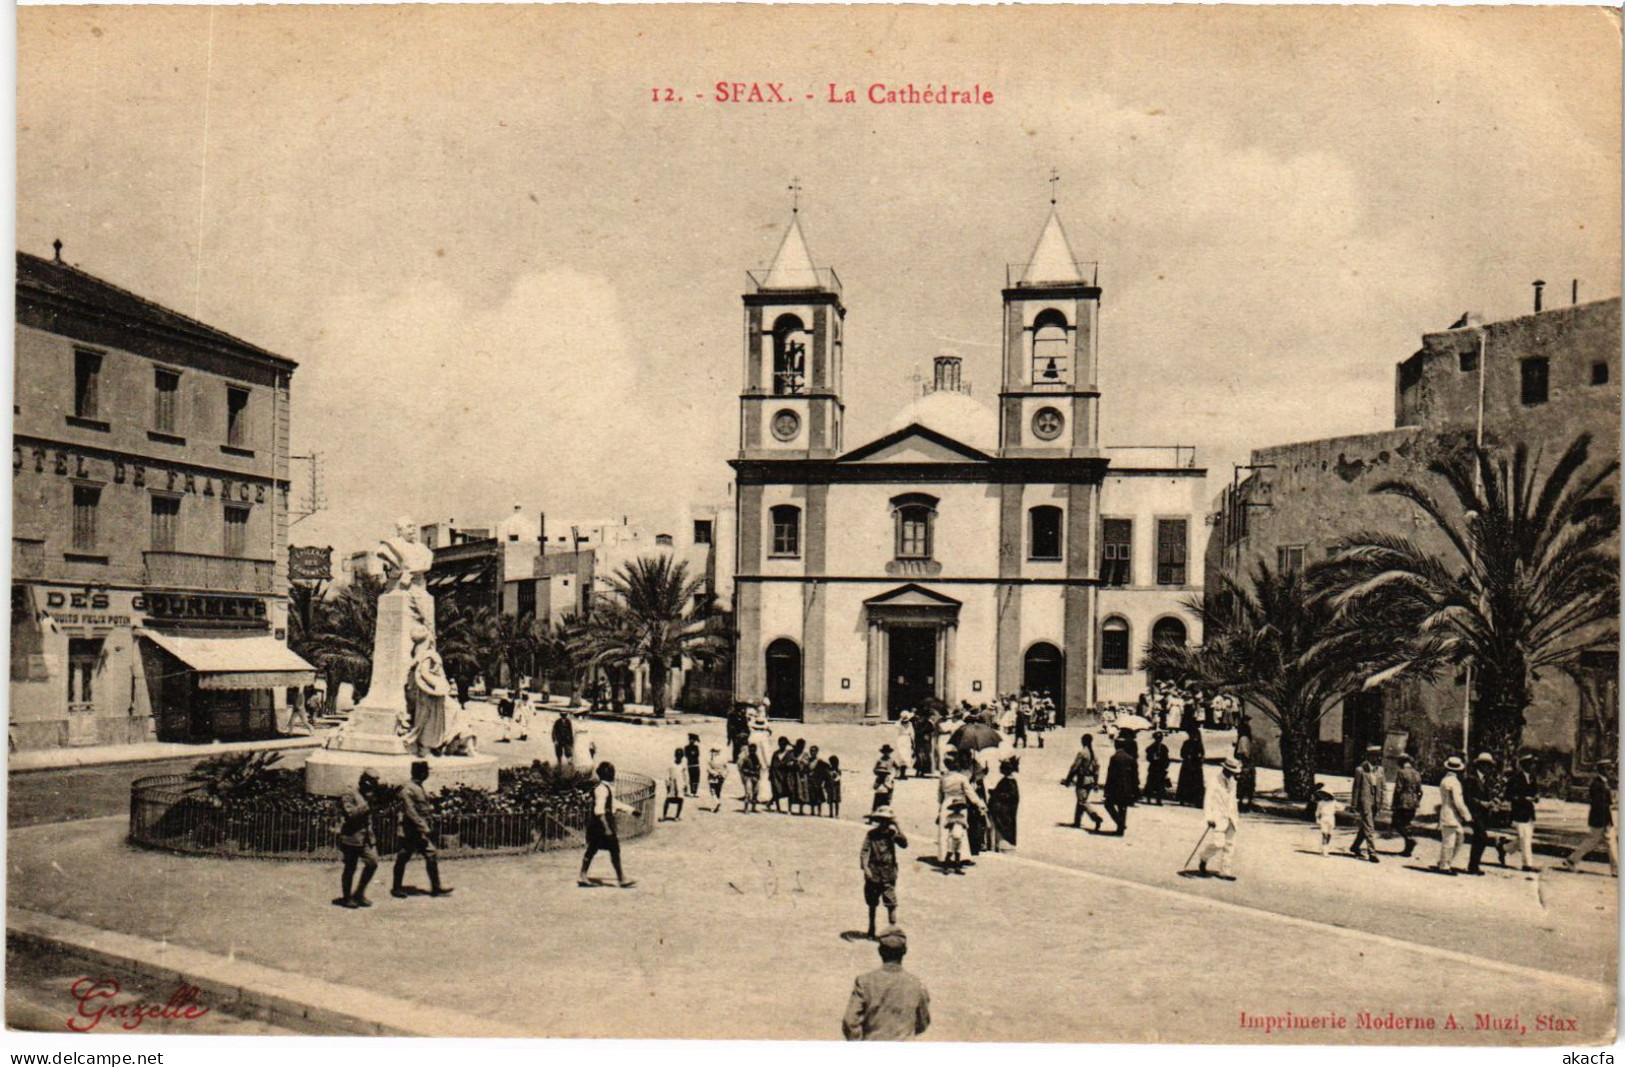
[998,207,1101,457]
[739,212,845,459]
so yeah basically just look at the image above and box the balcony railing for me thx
[144,551,275,594]
[1105,445,1200,470]
[746,266,842,295]
[1007,261,1100,287]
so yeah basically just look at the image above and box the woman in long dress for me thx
[894,712,915,782]
[1176,725,1206,807]
[935,712,958,776]
[748,715,775,805]
[989,756,1021,851]
[790,739,811,814]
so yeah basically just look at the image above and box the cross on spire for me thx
[788,177,803,215]
[1048,167,1060,206]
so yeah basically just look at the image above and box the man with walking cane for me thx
[1186,757,1242,881]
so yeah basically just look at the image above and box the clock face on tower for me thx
[771,409,802,442]
[1031,406,1065,442]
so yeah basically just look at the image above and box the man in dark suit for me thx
[1103,735,1140,836]
[1348,746,1384,862]
[1463,752,1499,875]
[552,711,575,766]
[684,733,703,797]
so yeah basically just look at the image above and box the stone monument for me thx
[305,518,499,796]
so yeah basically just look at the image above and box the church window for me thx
[1029,506,1063,560]
[769,505,801,558]
[1030,310,1070,388]
[1101,617,1131,672]
[1156,519,1188,586]
[1100,518,1132,586]
[890,493,937,560]
[1031,407,1064,442]
[771,314,807,396]
[771,409,801,442]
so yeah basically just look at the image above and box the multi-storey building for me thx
[729,210,1206,722]
[11,248,313,750]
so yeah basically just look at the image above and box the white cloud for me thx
[292,268,704,552]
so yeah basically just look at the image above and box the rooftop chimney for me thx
[1533,279,1546,313]
[1573,279,1580,306]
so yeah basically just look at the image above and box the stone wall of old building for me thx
[1207,298,1619,785]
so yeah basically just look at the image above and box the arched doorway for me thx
[764,638,802,720]
[1151,617,1188,648]
[1023,642,1065,722]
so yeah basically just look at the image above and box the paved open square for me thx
[9,712,1615,1042]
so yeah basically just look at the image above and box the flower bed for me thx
[128,762,655,860]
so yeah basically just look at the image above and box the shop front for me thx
[137,605,316,743]
[9,584,147,749]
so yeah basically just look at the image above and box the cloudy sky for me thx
[17,5,1620,559]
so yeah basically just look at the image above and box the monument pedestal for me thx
[304,747,499,796]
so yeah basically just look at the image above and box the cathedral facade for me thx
[730,211,1206,722]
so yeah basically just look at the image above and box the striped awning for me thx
[138,630,317,690]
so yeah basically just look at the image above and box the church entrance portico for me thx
[863,584,960,720]
[887,626,937,720]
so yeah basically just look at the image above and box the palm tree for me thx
[484,610,544,690]
[433,598,485,702]
[550,612,591,707]
[570,555,726,716]
[1141,563,1416,800]
[1324,433,1619,765]
[291,573,385,700]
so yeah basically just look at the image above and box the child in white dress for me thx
[1314,783,1340,856]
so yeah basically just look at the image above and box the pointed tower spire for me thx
[761,214,821,290]
[1019,208,1085,286]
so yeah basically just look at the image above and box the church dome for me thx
[496,505,536,543]
[887,390,999,452]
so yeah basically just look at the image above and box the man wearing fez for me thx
[392,760,453,898]
[334,768,381,909]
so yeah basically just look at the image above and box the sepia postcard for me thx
[7,2,1621,1052]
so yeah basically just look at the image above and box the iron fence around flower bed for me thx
[128,772,656,860]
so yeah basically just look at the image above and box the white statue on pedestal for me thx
[377,518,436,640]
[304,518,493,795]
[399,625,478,757]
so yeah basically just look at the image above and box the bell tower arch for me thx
[998,208,1101,458]
[740,213,845,459]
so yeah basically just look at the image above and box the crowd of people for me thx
[329,684,1616,1039]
